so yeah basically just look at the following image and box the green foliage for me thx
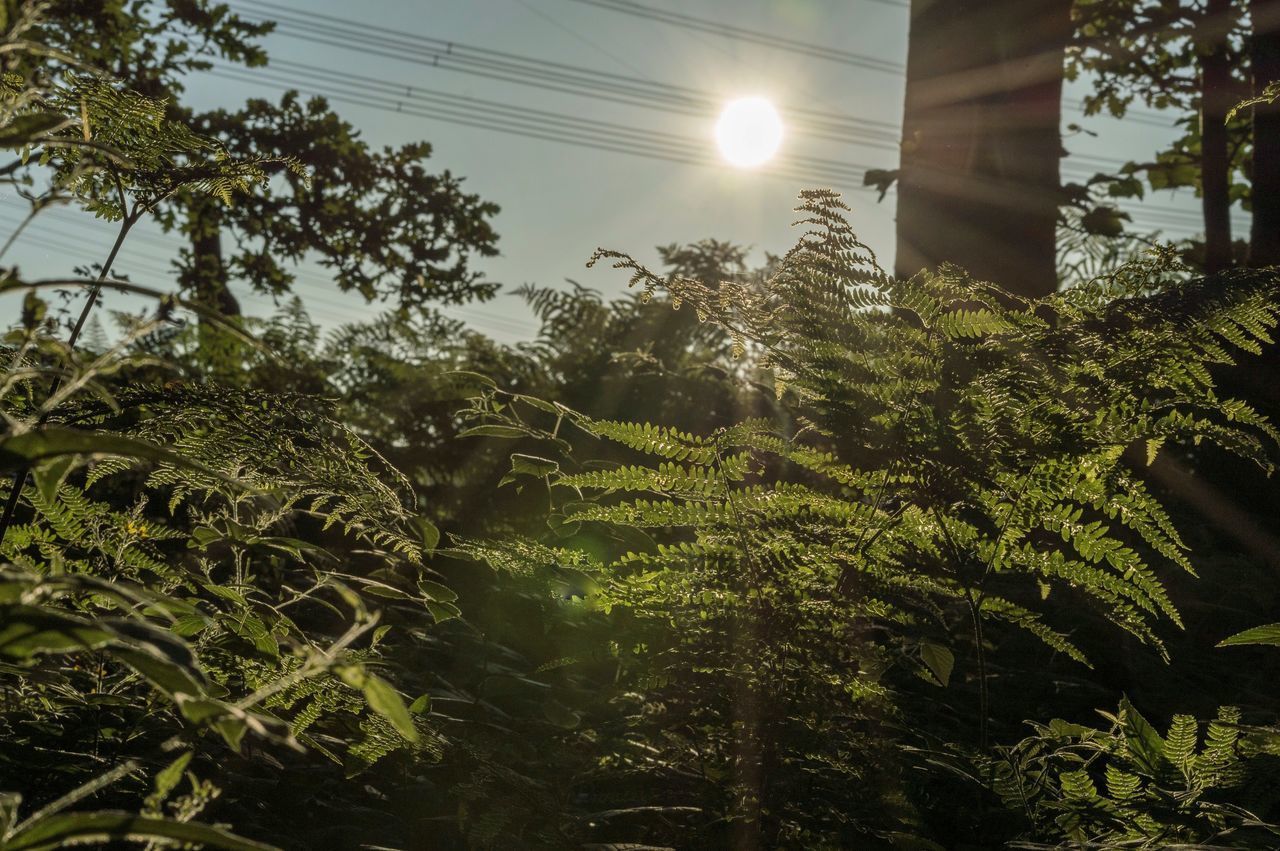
[2,2,1280,848]
[0,8,451,846]
[0,335,444,842]
[1067,0,1254,253]
[35,73,294,217]
[1218,622,1280,647]
[457,189,1280,845]
[1228,79,1280,123]
[982,701,1280,847]
[0,760,272,850]
[182,92,501,309]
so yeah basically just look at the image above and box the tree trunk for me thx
[1200,0,1235,273]
[1250,0,1280,266]
[894,0,1073,298]
[182,196,239,320]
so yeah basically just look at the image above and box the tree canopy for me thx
[2,2,1280,849]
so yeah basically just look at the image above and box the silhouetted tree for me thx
[894,0,1073,297]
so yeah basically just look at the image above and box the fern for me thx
[454,189,1280,845]
[985,702,1280,847]
[0,11,447,845]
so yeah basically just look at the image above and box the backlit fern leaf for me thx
[64,383,423,560]
[989,702,1273,847]
[461,190,1280,845]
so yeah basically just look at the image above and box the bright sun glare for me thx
[715,96,784,169]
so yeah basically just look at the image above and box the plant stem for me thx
[0,207,137,545]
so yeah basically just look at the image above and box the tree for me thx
[1201,0,1240,272]
[894,0,1074,297]
[1070,0,1250,271]
[35,1,500,320]
[175,94,500,317]
[1250,0,1280,266]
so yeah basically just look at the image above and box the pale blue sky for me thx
[3,0,1233,340]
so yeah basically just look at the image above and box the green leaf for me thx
[170,614,210,638]
[409,694,432,715]
[0,605,114,657]
[1146,160,1197,192]
[920,641,954,687]
[442,369,498,390]
[0,427,236,485]
[174,697,256,752]
[508,453,560,478]
[1081,205,1131,237]
[6,811,278,851]
[32,456,78,506]
[417,580,457,603]
[1217,622,1280,647]
[149,752,193,804]
[1145,438,1164,466]
[109,647,207,699]
[334,664,419,743]
[410,516,440,551]
[426,601,461,623]
[222,614,279,658]
[1120,697,1168,774]
[361,674,419,743]
[458,425,527,439]
[0,112,69,147]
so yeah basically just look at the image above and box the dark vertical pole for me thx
[895,0,1072,298]
[1250,0,1280,266]
[1200,0,1236,273]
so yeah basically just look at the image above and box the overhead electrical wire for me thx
[547,0,1184,128]
[5,0,1207,325]
[228,0,906,145]
[231,0,1188,180]
[239,59,880,179]
[560,0,906,74]
[208,60,1227,234]
[220,2,1232,245]
[207,65,885,192]
[215,53,1203,219]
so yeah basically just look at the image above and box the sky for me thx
[2,0,1245,342]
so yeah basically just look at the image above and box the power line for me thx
[234,0,1184,161]
[561,0,904,74]
[210,70,1242,245]
[229,0,905,145]
[233,0,1183,168]
[206,65,883,191]
[220,62,1233,230]
[221,56,1199,214]
[255,57,1207,205]
[256,59,882,179]
[510,0,655,80]
[552,0,1181,128]
[1063,97,1180,128]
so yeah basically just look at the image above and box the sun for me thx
[715,96,784,169]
